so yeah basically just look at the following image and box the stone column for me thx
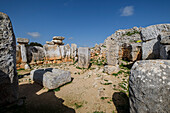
[17,38,29,69]
[71,43,77,59]
[0,12,18,107]
[78,47,90,68]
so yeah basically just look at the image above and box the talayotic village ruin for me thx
[0,1,170,113]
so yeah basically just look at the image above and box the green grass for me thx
[53,87,60,92]
[93,111,105,113]
[76,66,85,70]
[74,103,83,109]
[100,97,108,100]
[103,83,112,85]
[118,83,127,90]
[112,70,124,76]
[17,68,25,71]
[123,30,140,36]
[104,79,108,82]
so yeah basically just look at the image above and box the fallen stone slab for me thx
[129,60,170,113]
[30,68,71,89]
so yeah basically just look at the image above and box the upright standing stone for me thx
[129,60,170,113]
[71,44,77,59]
[17,38,29,69]
[0,12,18,106]
[106,40,119,66]
[59,45,65,60]
[78,47,90,68]
[65,44,71,59]
[43,44,61,60]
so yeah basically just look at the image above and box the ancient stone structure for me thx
[78,47,91,68]
[30,68,71,89]
[121,43,142,61]
[160,32,170,59]
[0,12,18,106]
[27,46,45,63]
[43,44,61,60]
[129,60,170,113]
[17,38,30,69]
[141,24,170,59]
[46,36,64,45]
[71,44,77,59]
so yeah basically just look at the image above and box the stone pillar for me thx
[129,60,170,113]
[17,38,29,69]
[71,44,77,59]
[78,47,90,68]
[0,12,18,106]
[106,41,119,66]
[65,44,71,60]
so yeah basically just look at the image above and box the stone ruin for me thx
[16,36,79,69]
[0,12,18,107]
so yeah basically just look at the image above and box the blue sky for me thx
[0,0,170,47]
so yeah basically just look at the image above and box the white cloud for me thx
[27,32,40,38]
[69,37,73,40]
[120,6,134,16]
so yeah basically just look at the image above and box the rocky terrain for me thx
[0,12,170,113]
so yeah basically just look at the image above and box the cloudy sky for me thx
[0,0,170,47]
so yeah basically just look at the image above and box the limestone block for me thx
[129,60,170,113]
[30,68,71,89]
[78,47,90,68]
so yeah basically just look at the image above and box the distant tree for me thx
[28,42,43,47]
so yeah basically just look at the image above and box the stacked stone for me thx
[46,36,64,45]
[17,38,30,70]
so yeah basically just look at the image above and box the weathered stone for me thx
[20,44,27,63]
[43,44,61,60]
[0,12,18,106]
[142,39,160,59]
[17,38,29,44]
[52,40,64,45]
[160,32,170,45]
[24,64,30,70]
[53,36,65,40]
[59,45,66,59]
[46,41,54,45]
[141,24,170,41]
[141,24,170,59]
[16,45,21,64]
[103,65,119,75]
[129,60,170,113]
[65,44,71,59]
[160,45,170,59]
[30,68,71,89]
[71,44,77,59]
[78,47,90,68]
[121,43,141,61]
[106,40,119,66]
[27,46,45,63]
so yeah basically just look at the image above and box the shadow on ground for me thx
[112,92,129,113]
[13,83,75,113]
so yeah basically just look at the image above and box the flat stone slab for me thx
[17,38,29,44]
[30,68,71,89]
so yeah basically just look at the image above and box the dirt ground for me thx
[16,62,130,113]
